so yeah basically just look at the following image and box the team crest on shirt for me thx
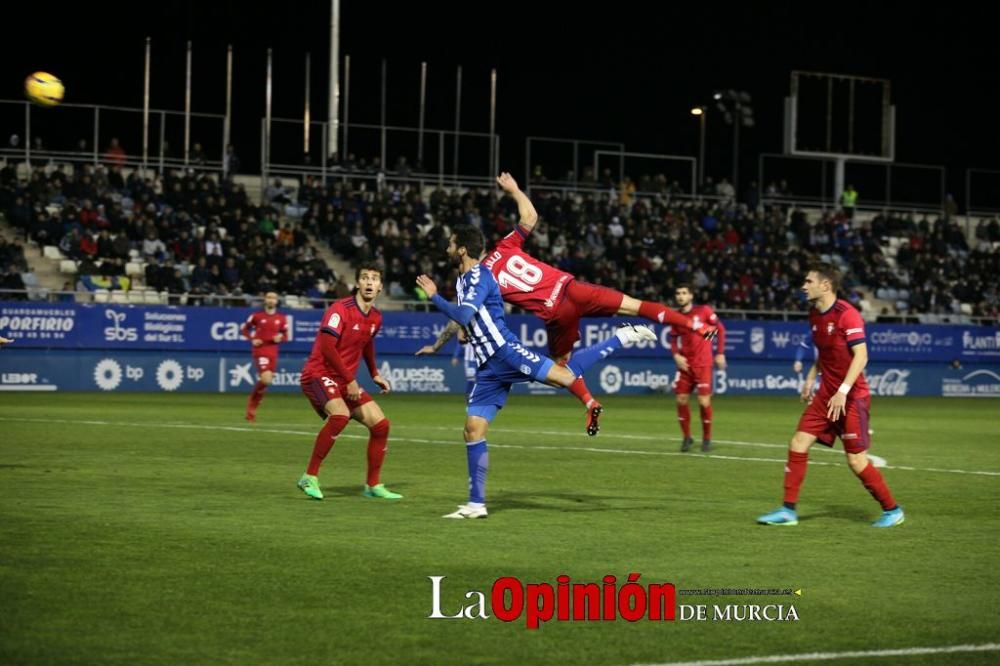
[827,322,835,335]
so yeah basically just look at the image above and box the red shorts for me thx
[300,375,373,419]
[545,280,625,357]
[796,394,871,453]
[252,350,278,375]
[673,366,713,396]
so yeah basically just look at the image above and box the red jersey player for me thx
[240,291,288,422]
[757,262,903,528]
[296,263,400,502]
[488,172,717,436]
[670,284,727,452]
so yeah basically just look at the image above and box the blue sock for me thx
[567,335,623,376]
[466,439,488,504]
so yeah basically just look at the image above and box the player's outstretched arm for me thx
[496,172,539,232]
[416,320,461,356]
[416,275,477,327]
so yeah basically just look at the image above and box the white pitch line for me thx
[633,642,1000,666]
[1,416,998,477]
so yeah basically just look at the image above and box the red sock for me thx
[857,462,897,510]
[638,301,690,328]
[700,404,713,440]
[783,451,809,505]
[677,403,691,438]
[307,414,350,476]
[247,381,267,412]
[366,419,391,486]
[567,376,596,409]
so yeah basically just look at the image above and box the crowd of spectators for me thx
[0,160,337,305]
[2,145,997,320]
[289,169,998,319]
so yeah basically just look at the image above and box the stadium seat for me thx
[960,303,973,315]
[125,262,144,276]
[93,289,110,303]
[109,291,128,304]
[60,260,78,274]
[144,290,162,304]
[127,290,145,304]
[43,245,66,260]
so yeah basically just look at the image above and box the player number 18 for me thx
[497,255,542,292]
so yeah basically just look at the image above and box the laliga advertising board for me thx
[0,303,997,396]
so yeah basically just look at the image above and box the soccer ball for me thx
[24,72,64,107]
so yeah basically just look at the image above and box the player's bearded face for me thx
[675,289,692,307]
[446,236,461,263]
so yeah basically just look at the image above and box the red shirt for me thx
[481,225,573,321]
[241,310,288,353]
[810,298,870,399]
[670,304,726,368]
[301,296,381,382]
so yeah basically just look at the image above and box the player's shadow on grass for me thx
[490,490,665,513]
[800,504,873,524]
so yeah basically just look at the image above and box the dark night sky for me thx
[2,1,996,204]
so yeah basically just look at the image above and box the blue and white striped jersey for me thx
[455,263,520,366]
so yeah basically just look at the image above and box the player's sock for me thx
[307,414,350,476]
[366,419,390,487]
[783,450,809,506]
[638,301,690,328]
[856,462,897,511]
[700,404,713,440]
[567,376,596,409]
[567,336,622,376]
[247,381,267,412]
[677,404,691,438]
[466,439,489,504]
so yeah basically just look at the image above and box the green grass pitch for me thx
[2,393,998,665]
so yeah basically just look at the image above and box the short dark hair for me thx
[355,262,383,281]
[453,225,486,259]
[808,261,841,293]
[675,283,693,293]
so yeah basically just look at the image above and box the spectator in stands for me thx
[841,184,858,219]
[223,144,240,179]
[104,138,127,167]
